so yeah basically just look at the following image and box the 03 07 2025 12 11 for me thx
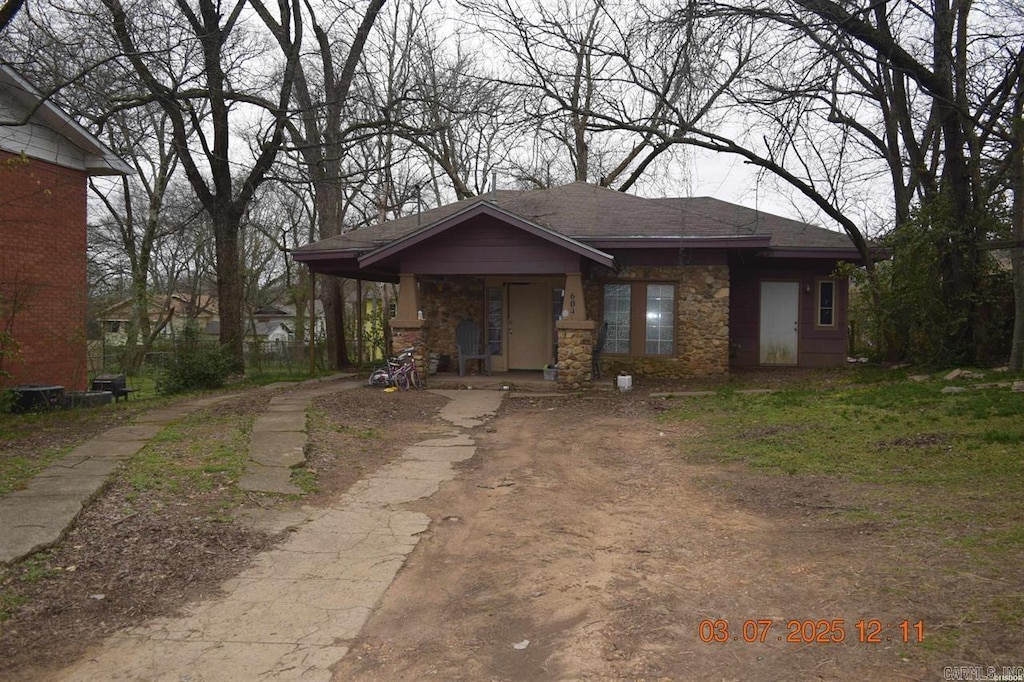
[696,618,925,644]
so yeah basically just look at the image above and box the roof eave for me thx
[762,247,865,260]
[583,235,773,249]
[1,65,133,176]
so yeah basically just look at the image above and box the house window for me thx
[387,302,397,319]
[817,280,836,327]
[603,283,631,354]
[486,286,503,355]
[603,282,676,356]
[646,284,675,355]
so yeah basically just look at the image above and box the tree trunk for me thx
[309,165,351,369]
[1009,84,1024,372]
[213,209,245,371]
[321,280,348,368]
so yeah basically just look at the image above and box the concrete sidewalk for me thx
[55,389,505,681]
[0,376,354,567]
[238,381,362,495]
[0,394,230,566]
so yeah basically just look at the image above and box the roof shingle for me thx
[292,182,856,254]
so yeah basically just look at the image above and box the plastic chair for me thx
[456,319,491,376]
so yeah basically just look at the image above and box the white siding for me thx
[0,91,90,170]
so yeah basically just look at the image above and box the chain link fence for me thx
[89,338,329,385]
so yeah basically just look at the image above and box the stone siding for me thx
[389,325,429,376]
[418,275,485,365]
[586,264,729,378]
[556,323,594,390]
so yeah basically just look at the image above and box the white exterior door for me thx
[759,281,799,365]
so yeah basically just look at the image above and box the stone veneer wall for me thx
[556,324,594,390]
[418,275,485,366]
[585,264,730,378]
[389,325,429,376]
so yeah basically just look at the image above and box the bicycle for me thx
[368,346,424,390]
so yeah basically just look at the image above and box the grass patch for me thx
[0,388,191,497]
[664,382,1024,492]
[664,376,1024,667]
[918,628,961,653]
[0,450,64,496]
[989,594,1024,627]
[291,465,318,494]
[0,552,59,622]
[123,412,252,498]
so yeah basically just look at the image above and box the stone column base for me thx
[555,320,596,390]
[389,319,429,376]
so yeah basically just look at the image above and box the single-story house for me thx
[291,183,866,388]
[1,64,132,390]
[97,293,218,346]
[205,319,292,344]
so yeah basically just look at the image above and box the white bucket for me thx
[616,375,632,392]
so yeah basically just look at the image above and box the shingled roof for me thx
[292,182,856,255]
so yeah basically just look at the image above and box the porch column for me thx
[561,272,588,321]
[389,273,429,375]
[556,272,594,389]
[394,273,420,322]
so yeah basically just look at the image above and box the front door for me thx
[759,281,799,365]
[508,283,552,369]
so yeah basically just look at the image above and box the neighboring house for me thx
[291,183,868,388]
[205,319,292,344]
[98,293,218,346]
[1,65,132,390]
[204,301,325,343]
[344,284,392,362]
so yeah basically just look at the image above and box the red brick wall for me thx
[1,150,89,390]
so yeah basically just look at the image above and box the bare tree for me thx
[100,0,304,370]
[667,0,1024,363]
[1009,75,1024,370]
[88,103,194,371]
[250,0,385,368]
[393,9,524,200]
[460,0,746,192]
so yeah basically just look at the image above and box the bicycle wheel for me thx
[409,366,424,389]
[395,368,410,390]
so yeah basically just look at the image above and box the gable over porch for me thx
[295,201,612,388]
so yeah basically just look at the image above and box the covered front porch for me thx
[391,272,598,390]
[294,201,615,389]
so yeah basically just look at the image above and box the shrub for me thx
[156,325,232,395]
[0,388,16,414]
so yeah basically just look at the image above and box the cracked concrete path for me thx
[55,388,504,681]
[0,394,235,566]
[0,376,355,566]
[239,381,361,495]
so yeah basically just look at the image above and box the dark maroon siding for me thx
[729,256,849,367]
[399,216,580,274]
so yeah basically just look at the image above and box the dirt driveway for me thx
[335,393,933,681]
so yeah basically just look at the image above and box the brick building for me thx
[1,65,131,390]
